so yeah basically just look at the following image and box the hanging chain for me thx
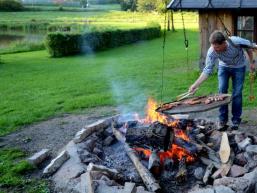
[180,0,190,85]
[160,10,168,104]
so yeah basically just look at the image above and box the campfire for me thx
[40,96,257,193]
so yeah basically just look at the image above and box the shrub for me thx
[45,32,82,57]
[45,24,161,57]
[0,0,24,11]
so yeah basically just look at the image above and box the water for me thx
[0,29,46,49]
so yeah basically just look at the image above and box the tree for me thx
[80,0,88,8]
[137,0,155,12]
[120,0,136,11]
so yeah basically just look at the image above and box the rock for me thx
[52,141,86,193]
[103,136,115,146]
[234,153,247,166]
[194,167,204,180]
[214,168,257,193]
[73,119,110,144]
[93,147,103,157]
[189,188,214,193]
[229,165,247,177]
[238,137,252,151]
[213,185,235,193]
[209,130,222,151]
[234,133,245,144]
[123,182,137,193]
[43,150,70,176]
[27,149,50,166]
[246,145,257,156]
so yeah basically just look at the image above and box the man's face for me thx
[212,42,227,53]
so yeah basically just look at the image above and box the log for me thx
[203,163,214,184]
[219,132,230,164]
[148,150,161,177]
[113,127,161,192]
[175,157,187,183]
[200,156,221,169]
[196,138,220,164]
[173,137,198,154]
[125,122,168,150]
[164,128,174,151]
[87,163,119,179]
[211,151,235,179]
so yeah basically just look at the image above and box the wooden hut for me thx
[167,0,257,69]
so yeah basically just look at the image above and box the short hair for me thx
[209,30,226,44]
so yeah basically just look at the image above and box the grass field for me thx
[0,10,198,29]
[1,28,256,136]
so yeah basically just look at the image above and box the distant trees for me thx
[119,0,168,13]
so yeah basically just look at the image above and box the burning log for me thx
[164,128,174,151]
[125,122,168,150]
[173,137,198,154]
[148,150,161,176]
[175,157,187,183]
[112,126,161,192]
[203,163,214,184]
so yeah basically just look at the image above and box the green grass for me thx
[0,11,198,29]
[1,29,256,136]
[0,148,49,193]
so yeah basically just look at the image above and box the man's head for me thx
[209,30,227,53]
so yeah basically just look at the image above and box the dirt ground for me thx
[0,106,118,156]
[1,106,256,158]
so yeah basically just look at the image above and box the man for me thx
[189,30,256,130]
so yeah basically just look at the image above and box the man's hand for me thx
[189,84,198,94]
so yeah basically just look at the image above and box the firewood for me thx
[211,151,235,179]
[203,163,214,184]
[148,150,161,176]
[196,138,220,164]
[219,132,230,164]
[200,156,221,169]
[173,137,198,154]
[112,127,161,192]
[175,157,187,183]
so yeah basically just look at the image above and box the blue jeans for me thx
[218,65,246,125]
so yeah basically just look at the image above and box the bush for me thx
[45,33,82,57]
[0,0,24,11]
[45,25,161,57]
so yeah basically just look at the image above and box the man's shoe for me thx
[231,123,239,130]
[217,122,228,131]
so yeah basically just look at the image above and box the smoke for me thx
[103,59,148,118]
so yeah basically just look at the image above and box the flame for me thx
[133,97,195,164]
[135,98,176,127]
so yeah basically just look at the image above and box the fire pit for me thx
[41,97,257,193]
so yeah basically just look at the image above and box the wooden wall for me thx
[198,10,234,70]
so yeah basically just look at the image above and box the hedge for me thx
[45,24,161,57]
[0,0,24,11]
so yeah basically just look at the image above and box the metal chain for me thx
[160,11,168,104]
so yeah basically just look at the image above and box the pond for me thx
[0,29,46,49]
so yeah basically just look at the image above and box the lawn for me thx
[1,28,256,136]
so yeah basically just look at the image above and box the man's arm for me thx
[189,48,217,93]
[189,72,209,93]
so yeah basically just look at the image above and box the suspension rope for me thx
[160,10,168,104]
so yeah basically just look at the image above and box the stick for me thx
[112,126,161,192]
[203,163,214,184]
